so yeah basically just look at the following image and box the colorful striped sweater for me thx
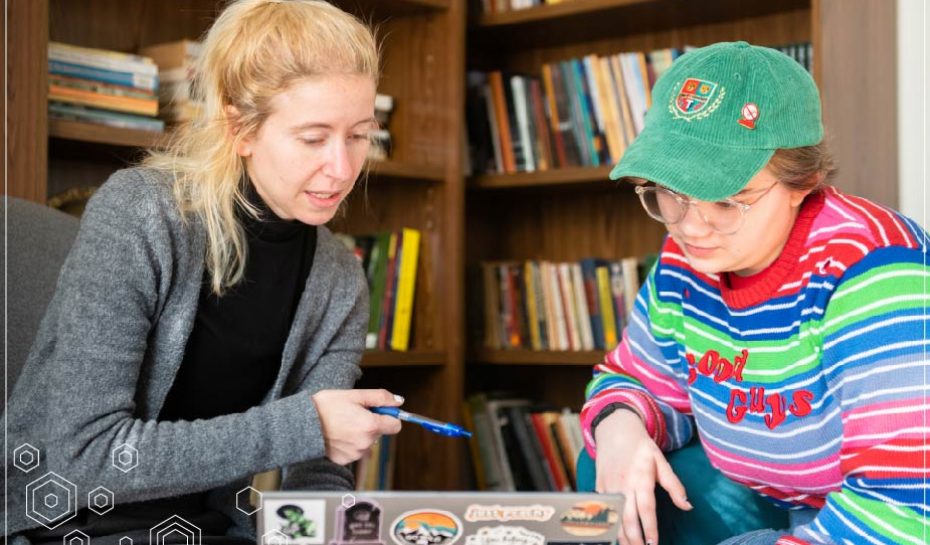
[582,187,929,545]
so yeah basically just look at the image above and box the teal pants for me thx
[576,438,788,545]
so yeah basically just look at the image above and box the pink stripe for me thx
[843,400,930,441]
[609,333,690,411]
[702,440,841,491]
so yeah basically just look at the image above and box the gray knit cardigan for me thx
[4,167,367,539]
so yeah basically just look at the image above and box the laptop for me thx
[257,491,624,545]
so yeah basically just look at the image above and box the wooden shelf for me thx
[474,348,603,366]
[362,350,446,367]
[353,0,449,16]
[476,0,653,27]
[48,119,444,183]
[49,119,165,148]
[470,165,613,189]
[368,159,446,183]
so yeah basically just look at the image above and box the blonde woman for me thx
[7,1,401,542]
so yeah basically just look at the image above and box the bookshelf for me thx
[464,0,897,418]
[4,0,897,492]
[6,0,466,491]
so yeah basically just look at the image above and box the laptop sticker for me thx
[558,502,618,537]
[331,499,385,545]
[464,526,544,545]
[464,505,555,523]
[390,509,463,545]
[263,498,327,545]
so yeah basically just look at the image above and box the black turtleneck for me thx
[159,185,317,422]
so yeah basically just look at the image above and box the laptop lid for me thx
[257,491,623,545]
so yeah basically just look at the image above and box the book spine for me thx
[49,85,158,116]
[49,60,158,92]
[596,265,618,347]
[390,228,421,351]
[49,42,157,75]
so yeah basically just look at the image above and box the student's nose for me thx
[676,202,714,238]
[323,140,354,181]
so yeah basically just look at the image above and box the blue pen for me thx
[371,406,472,438]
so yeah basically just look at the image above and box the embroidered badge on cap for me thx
[670,78,726,121]
[738,102,759,129]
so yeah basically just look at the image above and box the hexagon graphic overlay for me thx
[261,530,289,545]
[150,514,201,545]
[13,443,41,473]
[25,472,78,529]
[88,486,115,515]
[111,443,139,473]
[64,530,90,545]
[236,486,262,516]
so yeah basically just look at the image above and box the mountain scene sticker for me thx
[558,501,618,537]
[390,509,463,545]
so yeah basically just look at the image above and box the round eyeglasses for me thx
[634,182,778,235]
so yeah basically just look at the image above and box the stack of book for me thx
[336,229,422,352]
[467,42,812,175]
[480,256,655,352]
[48,42,164,133]
[140,40,204,123]
[463,393,584,492]
[369,94,395,161]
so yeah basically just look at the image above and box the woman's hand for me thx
[312,389,404,465]
[594,409,692,545]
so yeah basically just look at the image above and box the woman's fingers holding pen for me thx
[312,388,404,464]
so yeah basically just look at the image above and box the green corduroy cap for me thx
[609,41,824,201]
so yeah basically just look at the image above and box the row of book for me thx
[337,229,421,352]
[466,42,813,175]
[466,48,682,175]
[481,257,652,352]
[48,41,166,132]
[463,393,585,492]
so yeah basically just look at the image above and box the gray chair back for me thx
[2,197,79,391]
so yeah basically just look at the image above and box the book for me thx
[49,60,158,92]
[365,233,391,350]
[49,83,159,116]
[49,42,157,76]
[390,228,421,351]
[48,101,165,132]
[140,39,203,70]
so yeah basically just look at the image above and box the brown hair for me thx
[768,140,838,193]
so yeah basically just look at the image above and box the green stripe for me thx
[834,492,925,540]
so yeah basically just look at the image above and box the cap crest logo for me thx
[670,78,725,121]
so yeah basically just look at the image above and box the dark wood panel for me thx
[480,8,811,74]
[471,166,612,189]
[49,0,219,52]
[362,350,446,366]
[466,365,593,412]
[474,349,603,366]
[8,0,49,203]
[817,0,897,207]
[470,0,810,62]
[467,184,666,264]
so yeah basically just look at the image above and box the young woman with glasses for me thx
[582,42,928,545]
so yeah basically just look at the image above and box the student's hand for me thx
[311,389,404,465]
[594,409,692,545]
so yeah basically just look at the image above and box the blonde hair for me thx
[144,0,379,294]
[768,140,838,193]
